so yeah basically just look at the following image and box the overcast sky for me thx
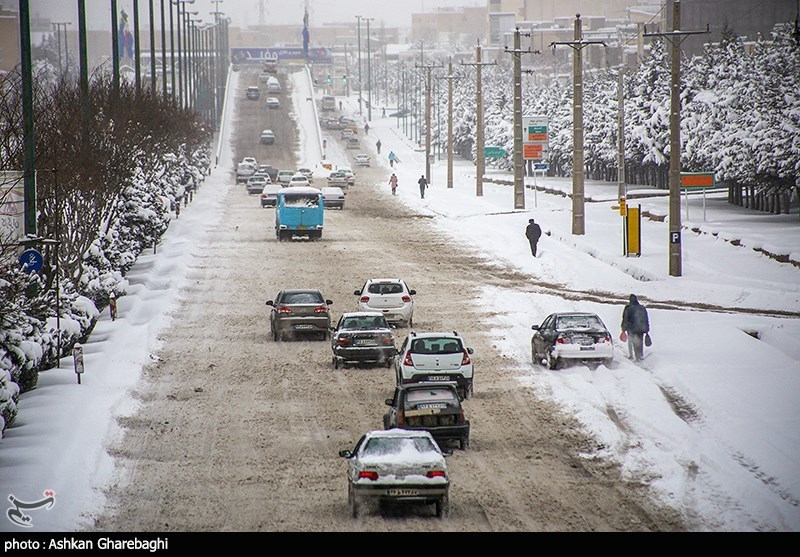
[18,0,485,31]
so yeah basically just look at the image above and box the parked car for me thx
[260,129,276,145]
[531,312,613,370]
[346,137,360,150]
[275,186,324,241]
[384,382,470,450]
[260,184,283,207]
[354,278,415,327]
[297,168,314,182]
[395,331,475,400]
[338,429,450,518]
[266,96,281,109]
[321,186,345,209]
[330,312,396,369]
[326,171,350,190]
[246,86,260,100]
[246,175,269,195]
[288,174,310,188]
[277,170,295,185]
[354,153,370,167]
[265,289,333,341]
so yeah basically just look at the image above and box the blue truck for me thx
[275,186,324,241]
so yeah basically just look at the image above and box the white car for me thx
[354,153,370,167]
[260,184,283,207]
[321,186,345,209]
[339,167,355,186]
[241,157,257,166]
[289,174,310,188]
[266,97,281,109]
[338,429,450,518]
[297,168,314,182]
[395,331,475,399]
[277,170,295,185]
[354,278,415,327]
[246,175,269,195]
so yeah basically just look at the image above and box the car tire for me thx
[547,351,560,370]
[460,435,469,450]
[408,317,413,328]
[386,356,394,369]
[272,328,279,342]
[348,485,359,518]
[333,356,339,369]
[435,494,449,518]
[531,344,538,365]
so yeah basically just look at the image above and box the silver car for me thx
[338,429,450,518]
[266,289,333,341]
[321,186,345,209]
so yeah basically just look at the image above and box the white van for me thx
[266,76,282,94]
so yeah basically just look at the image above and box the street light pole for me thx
[133,0,141,96]
[356,15,363,115]
[149,0,157,96]
[416,58,443,185]
[436,59,463,189]
[365,17,374,122]
[462,42,496,197]
[161,0,168,96]
[111,0,120,99]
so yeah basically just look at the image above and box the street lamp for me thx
[172,0,196,107]
[50,22,71,75]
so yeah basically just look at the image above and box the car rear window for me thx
[367,283,404,295]
[404,387,458,407]
[283,194,319,208]
[409,338,463,354]
[362,436,437,457]
[282,292,323,304]
[556,315,605,331]
[340,316,388,330]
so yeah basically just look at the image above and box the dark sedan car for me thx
[531,312,614,369]
[331,312,396,368]
[266,289,333,341]
[384,382,470,450]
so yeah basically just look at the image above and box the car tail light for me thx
[336,336,350,346]
[380,335,394,346]
[556,334,570,344]
[277,306,292,314]
[358,471,379,481]
[403,351,414,366]
[401,296,411,303]
[314,305,328,314]
[461,350,471,366]
[426,470,446,478]
[359,296,370,303]
[600,335,611,343]
[397,407,405,426]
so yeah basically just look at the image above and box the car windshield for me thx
[340,316,387,330]
[409,338,463,354]
[362,436,438,457]
[283,194,319,208]
[555,315,605,331]
[367,283,404,295]
[404,388,458,407]
[281,292,324,304]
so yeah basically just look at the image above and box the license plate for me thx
[298,226,307,230]
[294,324,314,330]
[387,489,418,497]
[355,339,377,346]
[579,346,595,351]
[427,376,449,381]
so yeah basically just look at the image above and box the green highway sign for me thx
[484,146,507,158]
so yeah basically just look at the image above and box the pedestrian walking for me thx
[389,173,398,195]
[382,107,386,118]
[388,151,396,168]
[339,100,343,111]
[418,175,428,199]
[525,218,542,257]
[364,122,370,134]
[621,294,650,361]
[376,139,382,154]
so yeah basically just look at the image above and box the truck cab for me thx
[275,186,324,241]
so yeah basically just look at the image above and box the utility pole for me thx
[356,16,363,114]
[436,59,463,189]
[505,28,539,210]
[111,0,120,99]
[160,0,167,96]
[644,0,708,276]
[462,42,496,197]
[149,0,156,96]
[78,0,89,134]
[617,40,626,200]
[550,15,606,234]
[365,17,374,122]
[134,0,141,96]
[51,22,70,75]
[416,58,443,185]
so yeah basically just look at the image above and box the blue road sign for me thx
[19,248,44,273]
[533,163,549,171]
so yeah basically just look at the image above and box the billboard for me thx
[522,115,549,161]
[231,47,332,65]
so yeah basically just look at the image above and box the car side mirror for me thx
[353,290,361,295]
[441,449,454,457]
[385,398,394,406]
[338,450,352,458]
[266,301,274,306]
[325,300,333,305]
[408,290,417,295]
[467,348,474,355]
[531,325,539,330]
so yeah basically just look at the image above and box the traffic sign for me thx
[484,146,507,158]
[19,248,43,273]
[680,172,715,189]
[533,163,549,171]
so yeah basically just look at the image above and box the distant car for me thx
[341,128,355,140]
[257,164,279,182]
[266,96,281,109]
[327,171,350,190]
[258,72,270,82]
[236,162,257,183]
[246,175,269,194]
[297,168,314,182]
[338,167,355,186]
[265,289,333,341]
[531,312,613,370]
[339,429,450,518]
[260,129,276,144]
[288,174,310,188]
[330,312,396,369]
[277,170,295,185]
[241,157,258,166]
[346,137,360,150]
[354,278,415,328]
[384,382,470,450]
[395,331,475,400]
[321,186,345,209]
[354,153,370,167]
[246,86,260,100]
[260,184,283,207]
[389,108,410,118]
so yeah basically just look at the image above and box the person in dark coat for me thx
[525,219,542,257]
[418,175,428,198]
[621,294,650,361]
